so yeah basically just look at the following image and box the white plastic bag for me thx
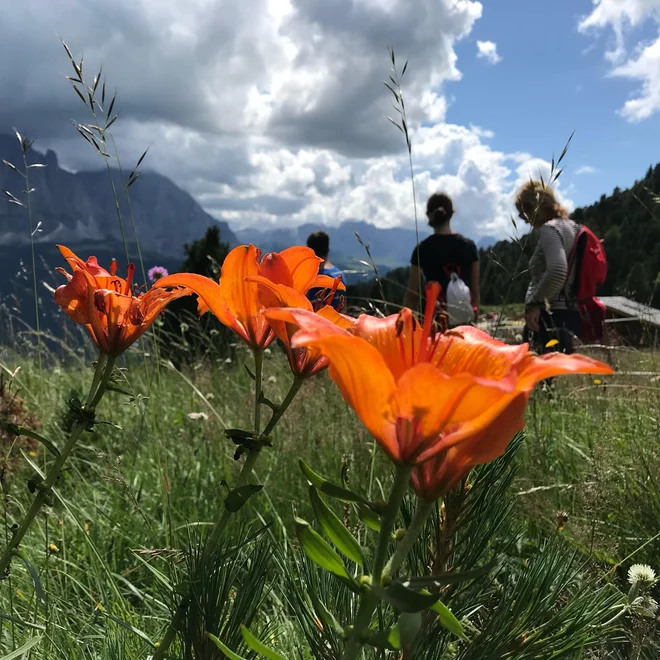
[446,273,473,326]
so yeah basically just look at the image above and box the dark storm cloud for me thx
[267,0,480,157]
[0,0,277,141]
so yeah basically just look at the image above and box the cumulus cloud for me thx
[611,38,660,120]
[580,0,660,119]
[476,40,502,64]
[0,0,566,242]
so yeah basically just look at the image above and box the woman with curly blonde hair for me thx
[515,180,580,354]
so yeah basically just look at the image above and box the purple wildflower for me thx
[148,265,169,283]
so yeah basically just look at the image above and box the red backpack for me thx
[563,225,608,342]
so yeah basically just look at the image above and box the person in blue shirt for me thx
[306,231,346,311]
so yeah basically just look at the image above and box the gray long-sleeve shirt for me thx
[525,219,579,311]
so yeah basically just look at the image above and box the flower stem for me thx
[342,463,412,660]
[0,352,112,576]
[262,377,303,437]
[383,498,433,581]
[373,464,412,581]
[253,349,264,438]
[152,354,303,660]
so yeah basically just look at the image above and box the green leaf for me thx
[310,591,343,635]
[207,633,248,660]
[102,612,155,647]
[356,502,381,532]
[0,421,59,457]
[241,625,289,660]
[397,612,422,648]
[403,563,495,589]
[299,460,364,503]
[294,517,349,579]
[381,583,439,613]
[15,553,45,605]
[430,599,466,640]
[365,627,401,651]
[309,486,364,566]
[225,484,263,513]
[380,585,465,639]
[0,635,42,659]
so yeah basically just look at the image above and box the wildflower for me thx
[54,246,189,357]
[187,412,209,421]
[28,450,37,457]
[631,595,658,617]
[273,283,613,497]
[258,277,353,379]
[593,379,602,385]
[154,244,345,353]
[48,543,59,553]
[148,265,169,282]
[628,564,656,587]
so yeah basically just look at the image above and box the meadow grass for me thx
[0,334,658,658]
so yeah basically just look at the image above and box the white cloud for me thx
[575,165,597,175]
[579,0,660,61]
[611,38,660,120]
[0,0,569,244]
[580,0,660,119]
[475,40,502,64]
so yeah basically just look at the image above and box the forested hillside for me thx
[348,163,660,310]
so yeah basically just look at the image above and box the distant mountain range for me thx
[0,132,499,330]
[0,133,238,256]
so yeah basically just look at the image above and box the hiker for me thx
[515,180,582,354]
[306,231,346,311]
[403,192,480,327]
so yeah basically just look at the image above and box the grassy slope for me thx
[0,339,658,657]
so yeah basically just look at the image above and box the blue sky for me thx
[450,0,660,209]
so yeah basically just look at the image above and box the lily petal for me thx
[516,352,614,391]
[154,272,243,338]
[278,246,322,292]
[310,274,346,291]
[391,364,477,462]
[257,252,294,289]
[354,310,419,379]
[298,334,397,459]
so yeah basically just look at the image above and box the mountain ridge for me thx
[234,221,498,273]
[0,133,238,257]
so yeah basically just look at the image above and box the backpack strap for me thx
[559,223,583,299]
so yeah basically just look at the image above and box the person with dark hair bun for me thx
[306,230,345,311]
[403,192,480,325]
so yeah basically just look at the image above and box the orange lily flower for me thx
[256,277,354,378]
[54,245,189,357]
[268,283,613,469]
[153,244,345,352]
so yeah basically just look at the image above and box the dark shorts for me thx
[523,309,581,355]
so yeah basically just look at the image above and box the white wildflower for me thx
[631,595,658,617]
[628,564,656,587]
[187,412,208,422]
